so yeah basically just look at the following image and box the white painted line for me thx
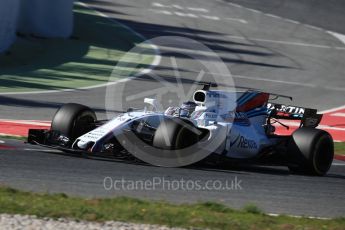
[203,70,339,89]
[77,2,161,77]
[222,0,345,49]
[152,3,209,13]
[0,88,77,95]
[151,9,245,23]
[316,84,345,91]
[173,11,198,18]
[150,9,173,15]
[223,0,339,43]
[232,75,316,88]
[23,148,62,153]
[149,45,214,57]
[200,15,220,20]
[204,70,345,92]
[228,3,243,8]
[152,2,165,8]
[226,35,345,50]
[305,24,323,31]
[186,7,208,13]
[0,140,5,144]
[333,163,345,166]
[320,105,345,114]
[264,13,281,19]
[223,0,345,49]
[0,1,161,96]
[327,31,345,45]
[268,213,330,220]
[278,121,345,132]
[331,113,345,117]
[247,8,261,13]
[324,86,345,92]
[0,120,50,126]
[172,4,183,10]
[0,133,23,138]
[315,124,345,132]
[0,119,50,123]
[283,18,300,24]
[225,18,247,24]
[267,213,279,217]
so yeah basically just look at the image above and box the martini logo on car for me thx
[267,103,305,114]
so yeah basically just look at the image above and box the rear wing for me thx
[267,103,323,128]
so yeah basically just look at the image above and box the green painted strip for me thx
[0,4,155,93]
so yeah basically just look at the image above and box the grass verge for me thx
[0,187,344,230]
[0,3,155,93]
[334,142,345,156]
[0,135,26,141]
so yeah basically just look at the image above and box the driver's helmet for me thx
[180,101,197,117]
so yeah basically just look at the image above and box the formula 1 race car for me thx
[28,84,334,176]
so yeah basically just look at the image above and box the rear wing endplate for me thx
[267,103,323,128]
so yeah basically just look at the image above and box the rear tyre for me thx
[153,118,199,150]
[287,128,334,176]
[51,103,97,141]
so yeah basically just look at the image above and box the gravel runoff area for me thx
[0,214,186,230]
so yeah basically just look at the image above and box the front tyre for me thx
[287,128,334,176]
[51,103,97,141]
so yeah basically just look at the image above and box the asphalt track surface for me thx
[1,139,345,218]
[1,0,345,218]
[1,0,345,120]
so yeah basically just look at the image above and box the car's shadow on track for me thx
[37,148,345,179]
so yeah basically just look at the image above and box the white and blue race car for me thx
[28,84,334,176]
